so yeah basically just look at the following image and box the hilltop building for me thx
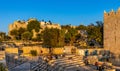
[104,8,120,55]
[8,19,61,39]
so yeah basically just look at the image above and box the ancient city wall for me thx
[104,8,120,55]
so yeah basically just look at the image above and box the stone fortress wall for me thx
[104,8,120,55]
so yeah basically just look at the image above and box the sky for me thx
[0,0,120,33]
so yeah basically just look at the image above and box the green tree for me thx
[65,32,71,44]
[48,20,52,25]
[27,19,40,32]
[76,25,87,30]
[36,33,42,41]
[58,29,65,47]
[65,28,78,45]
[75,33,81,41]
[17,27,26,40]
[43,28,65,51]
[69,28,78,45]
[10,29,18,39]
[30,50,37,56]
[61,25,71,30]
[22,31,32,41]
[96,21,103,45]
[86,21,103,46]
[0,39,2,43]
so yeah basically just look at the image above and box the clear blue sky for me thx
[0,0,120,33]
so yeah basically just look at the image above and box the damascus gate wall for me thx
[104,8,120,55]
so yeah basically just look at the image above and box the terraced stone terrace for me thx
[9,55,96,71]
[47,55,93,71]
[6,52,120,71]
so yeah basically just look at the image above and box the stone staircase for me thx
[13,55,93,71]
[50,55,85,71]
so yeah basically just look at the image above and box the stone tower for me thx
[104,8,120,54]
